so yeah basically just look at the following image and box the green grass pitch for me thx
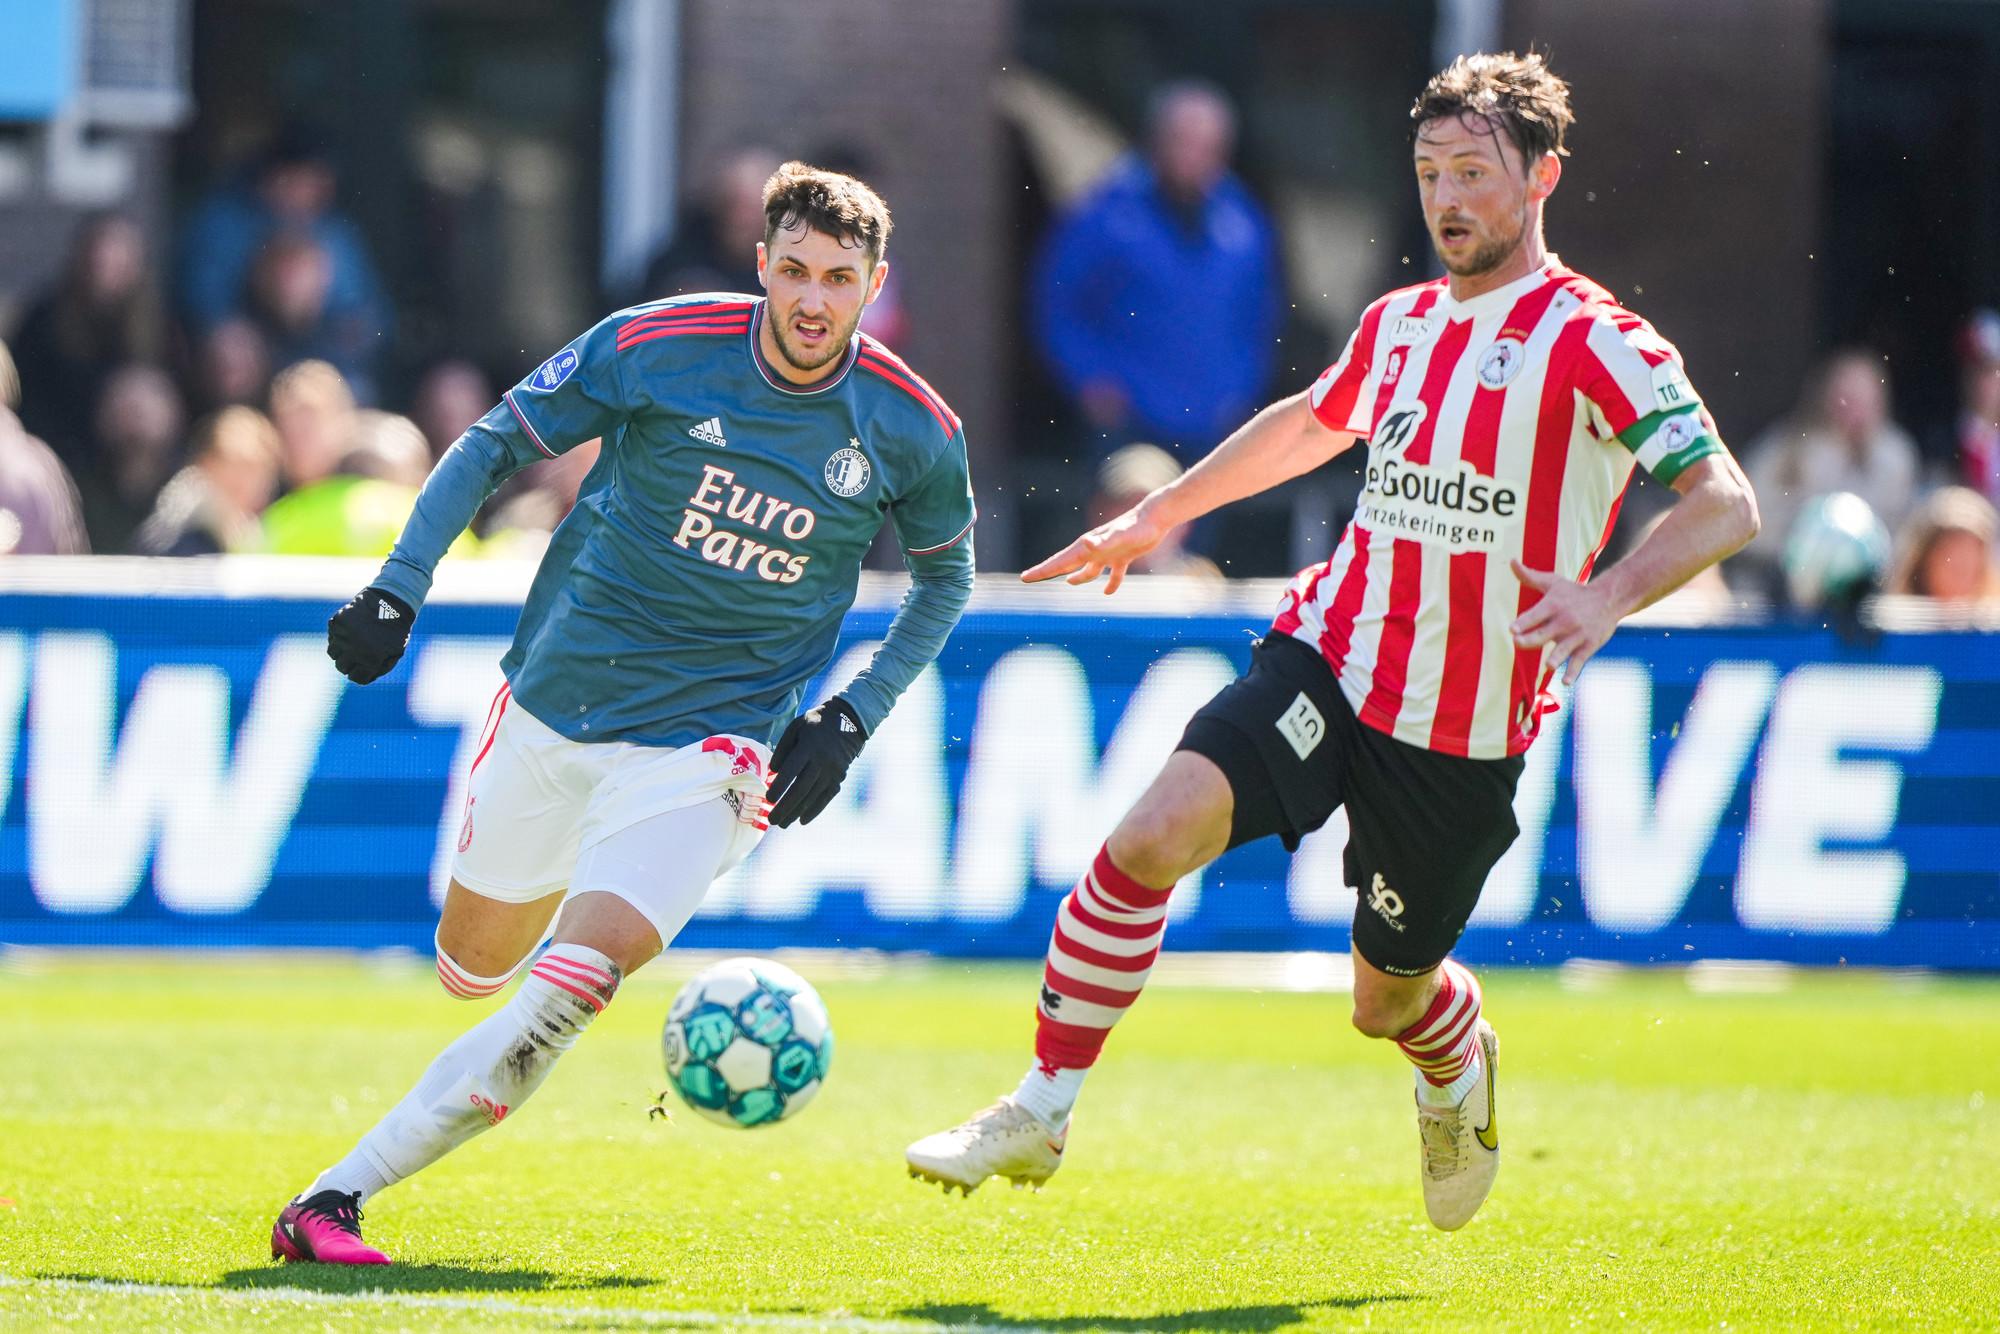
[1,954,1994,1331]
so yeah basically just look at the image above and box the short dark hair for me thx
[762,161,893,265]
[1412,51,1574,166]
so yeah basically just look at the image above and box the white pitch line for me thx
[0,1274,1082,1334]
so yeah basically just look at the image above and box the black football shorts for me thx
[1176,634,1525,976]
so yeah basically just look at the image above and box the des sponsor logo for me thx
[1390,315,1436,345]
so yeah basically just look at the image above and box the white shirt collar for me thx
[1433,255,1561,321]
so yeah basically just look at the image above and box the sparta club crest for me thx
[1476,338,1527,389]
[825,442,872,497]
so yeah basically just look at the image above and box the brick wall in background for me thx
[678,0,1018,558]
[1505,0,1829,443]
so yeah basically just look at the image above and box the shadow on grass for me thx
[209,1264,656,1295]
[899,1295,1419,1331]
[9,1272,656,1296]
[36,1266,654,1298]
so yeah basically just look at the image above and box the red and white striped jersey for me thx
[1274,258,1723,759]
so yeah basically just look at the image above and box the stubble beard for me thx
[1435,209,1529,279]
[771,310,857,374]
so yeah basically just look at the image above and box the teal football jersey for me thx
[378,294,975,748]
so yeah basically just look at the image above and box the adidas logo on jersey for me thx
[688,417,728,447]
[376,601,401,620]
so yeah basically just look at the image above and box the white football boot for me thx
[905,1098,1067,1195]
[1416,1018,1500,1231]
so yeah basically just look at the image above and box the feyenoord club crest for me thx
[1476,338,1526,389]
[825,441,872,497]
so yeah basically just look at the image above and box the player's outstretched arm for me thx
[331,315,634,685]
[1510,453,1759,684]
[324,424,544,684]
[1025,389,1357,593]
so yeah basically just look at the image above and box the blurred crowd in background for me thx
[0,127,598,566]
[2,88,1996,618]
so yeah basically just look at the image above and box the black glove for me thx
[766,695,867,828]
[326,586,416,684]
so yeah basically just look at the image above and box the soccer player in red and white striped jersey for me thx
[908,52,1759,1230]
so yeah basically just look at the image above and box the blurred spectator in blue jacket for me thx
[242,231,377,397]
[1033,80,1281,462]
[8,213,165,467]
[177,125,387,388]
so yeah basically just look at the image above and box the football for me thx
[662,957,833,1127]
[1783,490,1891,611]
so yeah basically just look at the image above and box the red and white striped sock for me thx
[1396,959,1484,1106]
[1013,845,1173,1127]
[433,929,522,1000]
[309,944,620,1203]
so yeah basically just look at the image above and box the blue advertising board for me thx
[1,564,1994,967]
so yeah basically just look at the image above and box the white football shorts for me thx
[448,683,771,946]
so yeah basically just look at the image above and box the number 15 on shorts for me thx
[1277,691,1327,760]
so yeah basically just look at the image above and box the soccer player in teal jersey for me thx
[273,163,975,1266]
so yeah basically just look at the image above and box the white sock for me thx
[1415,1047,1483,1108]
[307,1146,396,1203]
[1012,1063,1086,1129]
[305,944,621,1204]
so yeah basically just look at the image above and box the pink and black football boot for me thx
[270,1189,391,1265]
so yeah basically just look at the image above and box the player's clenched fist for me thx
[767,696,868,828]
[326,586,416,684]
